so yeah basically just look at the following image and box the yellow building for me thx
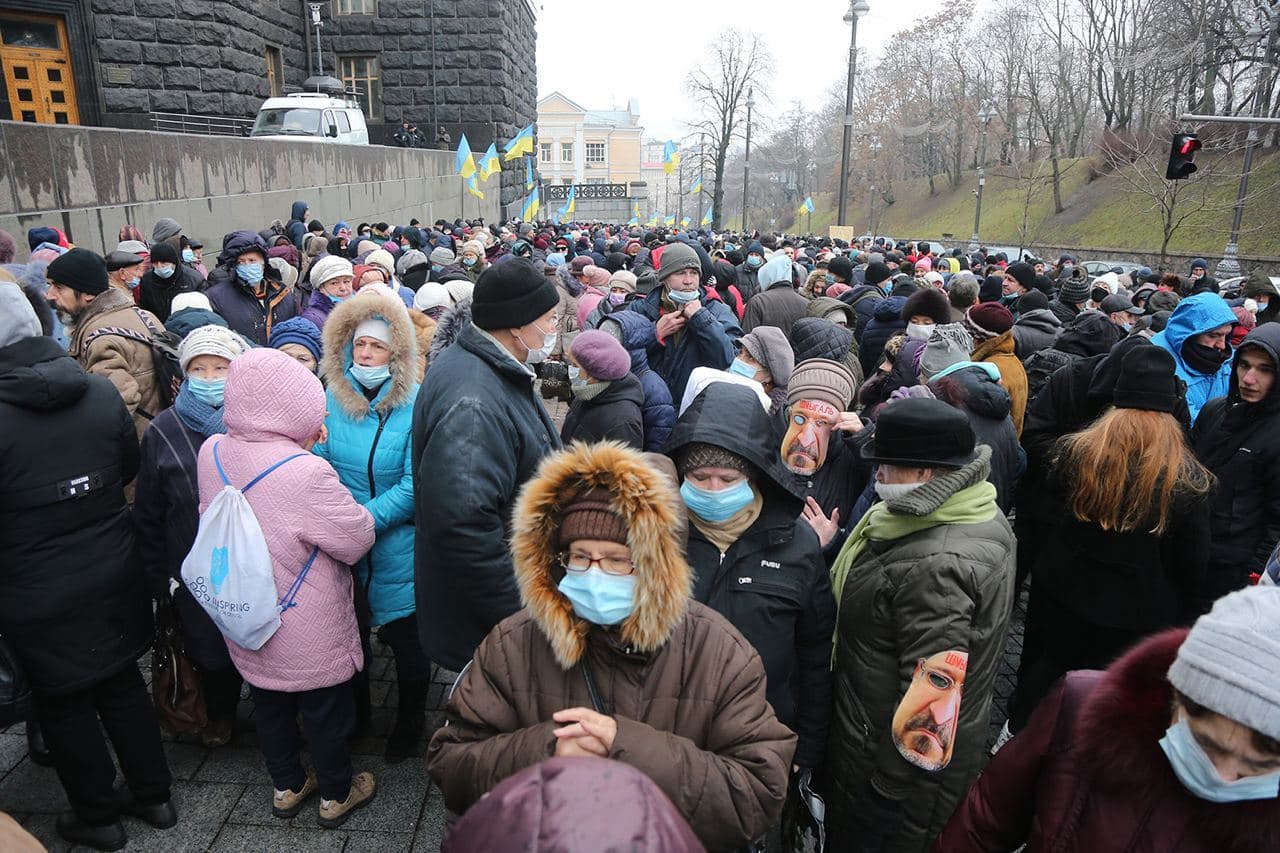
[536,92,643,186]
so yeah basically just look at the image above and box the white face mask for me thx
[906,322,934,341]
[875,481,924,501]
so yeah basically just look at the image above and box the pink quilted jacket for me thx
[196,349,374,692]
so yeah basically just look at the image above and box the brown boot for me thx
[272,768,317,819]
[200,716,234,748]
[317,771,376,829]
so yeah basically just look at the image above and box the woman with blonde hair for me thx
[1006,346,1214,736]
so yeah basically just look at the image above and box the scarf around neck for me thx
[173,381,228,437]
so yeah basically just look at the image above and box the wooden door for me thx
[0,13,79,125]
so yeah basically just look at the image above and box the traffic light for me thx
[1165,132,1201,180]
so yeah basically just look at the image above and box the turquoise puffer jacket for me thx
[313,291,420,625]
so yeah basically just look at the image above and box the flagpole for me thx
[677,151,685,226]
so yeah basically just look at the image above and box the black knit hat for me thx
[864,261,892,287]
[46,248,108,295]
[1113,346,1180,413]
[1018,289,1049,312]
[471,259,560,330]
[828,255,854,283]
[861,397,976,468]
[1005,261,1035,292]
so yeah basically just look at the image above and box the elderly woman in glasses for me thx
[427,441,795,852]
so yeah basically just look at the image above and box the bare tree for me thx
[686,29,773,230]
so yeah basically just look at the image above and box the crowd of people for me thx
[1,208,1279,852]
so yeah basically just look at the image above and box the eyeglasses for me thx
[558,552,634,576]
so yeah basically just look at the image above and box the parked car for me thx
[251,76,369,145]
[1083,259,1141,277]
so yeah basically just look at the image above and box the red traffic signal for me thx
[1166,132,1201,180]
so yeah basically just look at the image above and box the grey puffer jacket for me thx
[1011,308,1062,360]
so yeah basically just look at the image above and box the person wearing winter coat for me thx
[668,383,835,774]
[598,311,676,451]
[839,259,890,340]
[627,241,742,404]
[743,252,808,337]
[790,316,865,389]
[826,398,1016,851]
[286,200,310,250]
[1021,310,1124,410]
[928,361,1023,514]
[732,325,794,416]
[1007,346,1212,740]
[204,230,299,345]
[412,261,563,673]
[1241,270,1280,326]
[138,242,203,323]
[196,348,377,827]
[561,330,644,448]
[965,302,1028,436]
[938,588,1280,853]
[135,326,252,749]
[458,239,487,283]
[0,283,175,851]
[1010,289,1062,360]
[1153,292,1239,422]
[574,264,611,329]
[313,290,430,764]
[426,441,796,851]
[735,241,765,302]
[299,255,355,332]
[1192,323,1280,608]
[859,294,908,375]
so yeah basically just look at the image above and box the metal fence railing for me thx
[149,112,255,137]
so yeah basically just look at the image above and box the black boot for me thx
[350,668,372,741]
[55,812,127,852]
[384,679,429,764]
[26,720,53,767]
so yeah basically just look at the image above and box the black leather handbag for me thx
[0,635,32,728]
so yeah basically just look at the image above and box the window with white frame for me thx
[539,142,551,163]
[585,142,605,163]
[560,142,573,163]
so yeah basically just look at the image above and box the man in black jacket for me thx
[0,282,174,850]
[412,260,563,672]
[1191,324,1280,610]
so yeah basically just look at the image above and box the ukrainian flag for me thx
[646,212,660,228]
[633,200,642,221]
[466,173,484,200]
[520,187,540,221]
[479,143,501,181]
[663,214,675,227]
[700,206,713,227]
[504,124,535,161]
[690,175,702,195]
[525,157,536,191]
[663,140,680,175]
[563,186,576,217]
[799,196,815,215]
[455,134,476,179]
[680,216,690,229]
[627,216,640,226]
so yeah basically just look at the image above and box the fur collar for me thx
[428,299,471,368]
[511,441,691,670]
[1075,629,1280,851]
[319,291,419,418]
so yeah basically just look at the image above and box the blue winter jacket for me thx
[628,285,743,404]
[313,295,419,625]
[605,310,676,451]
[1152,292,1237,422]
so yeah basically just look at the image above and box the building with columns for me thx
[536,92,643,187]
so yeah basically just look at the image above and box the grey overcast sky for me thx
[535,0,961,143]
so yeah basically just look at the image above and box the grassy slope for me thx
[800,151,1280,258]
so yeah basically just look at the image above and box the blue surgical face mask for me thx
[186,376,226,408]
[349,363,391,389]
[1160,717,1280,803]
[667,287,698,304]
[181,248,196,263]
[329,295,346,304]
[431,264,443,274]
[557,567,636,626]
[236,263,264,285]
[462,257,477,267]
[825,273,835,284]
[680,478,755,522]
[747,255,763,267]
[728,358,758,379]
[126,275,141,290]
[153,265,175,280]
[1120,321,1133,334]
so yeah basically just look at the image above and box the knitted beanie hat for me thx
[659,242,702,282]
[47,248,108,295]
[920,323,975,381]
[570,330,631,381]
[310,255,354,288]
[0,281,40,348]
[430,246,456,266]
[738,326,795,386]
[1058,269,1092,305]
[787,358,856,410]
[676,442,753,480]
[471,260,559,331]
[964,303,1014,341]
[608,270,638,294]
[268,316,323,362]
[1168,586,1280,740]
[178,324,251,372]
[1112,346,1179,413]
[558,488,629,547]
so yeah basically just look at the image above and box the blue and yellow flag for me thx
[504,124,535,161]
[466,173,484,200]
[520,187,540,221]
[563,185,576,218]
[700,206,713,227]
[525,157,536,191]
[627,215,640,226]
[663,214,676,227]
[799,196,815,215]
[680,216,690,229]
[690,175,702,195]
[663,140,680,175]
[455,134,476,179]
[479,143,501,181]
[646,211,660,228]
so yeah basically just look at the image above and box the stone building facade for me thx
[0,0,537,206]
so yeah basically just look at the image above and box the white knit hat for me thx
[353,317,392,346]
[444,279,474,305]
[414,281,450,312]
[366,249,395,279]
[170,291,212,313]
[310,255,354,288]
[178,324,251,372]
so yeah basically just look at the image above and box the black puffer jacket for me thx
[138,263,204,323]
[836,284,883,341]
[666,382,834,770]
[788,317,864,388]
[560,373,645,449]
[0,336,150,695]
[1191,323,1280,606]
[932,364,1023,513]
[858,295,907,375]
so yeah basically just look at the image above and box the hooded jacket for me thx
[1191,323,1280,605]
[0,335,149,695]
[412,321,562,671]
[742,275,808,337]
[666,383,835,770]
[932,365,1022,513]
[1153,293,1238,421]
[828,449,1016,851]
[628,284,743,404]
[138,262,204,323]
[426,442,795,851]
[936,629,1279,853]
[859,295,908,375]
[68,287,167,439]
[789,317,865,390]
[205,230,299,345]
[602,311,676,451]
[836,283,885,341]
[314,293,421,626]
[561,373,645,449]
[1011,308,1062,361]
[286,200,309,250]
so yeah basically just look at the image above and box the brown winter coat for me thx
[972,330,1028,436]
[69,287,166,439]
[426,442,796,851]
[408,308,437,381]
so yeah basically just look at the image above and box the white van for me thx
[250,76,369,145]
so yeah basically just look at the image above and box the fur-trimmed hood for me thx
[511,441,691,670]
[428,298,472,367]
[319,290,419,418]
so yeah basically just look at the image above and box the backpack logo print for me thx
[210,546,229,595]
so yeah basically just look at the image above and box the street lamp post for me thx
[837,0,871,227]
[742,87,755,233]
[1217,125,1258,277]
[969,104,996,252]
[866,138,881,235]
